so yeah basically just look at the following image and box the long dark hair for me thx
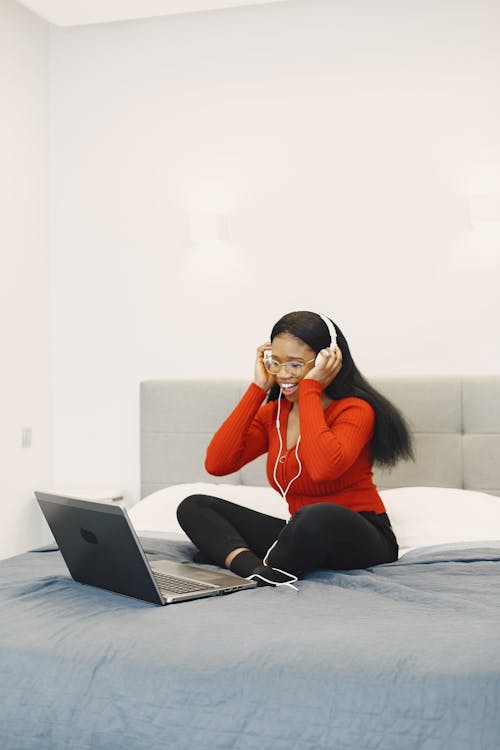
[267,311,414,468]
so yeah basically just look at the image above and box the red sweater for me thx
[205,379,386,516]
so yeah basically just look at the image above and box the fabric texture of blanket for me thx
[1,535,499,750]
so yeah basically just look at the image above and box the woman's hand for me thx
[303,346,342,388]
[254,342,276,392]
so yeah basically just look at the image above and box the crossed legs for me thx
[177,494,398,579]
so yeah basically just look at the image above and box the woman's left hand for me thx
[304,346,342,388]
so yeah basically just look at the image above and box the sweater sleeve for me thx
[205,383,270,476]
[297,379,375,482]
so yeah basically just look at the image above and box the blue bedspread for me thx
[1,536,499,750]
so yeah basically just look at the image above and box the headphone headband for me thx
[317,313,337,350]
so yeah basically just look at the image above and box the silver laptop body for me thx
[35,492,257,605]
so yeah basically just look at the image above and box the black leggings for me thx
[176,494,398,577]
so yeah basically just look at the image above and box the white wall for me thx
[49,0,500,506]
[0,0,52,559]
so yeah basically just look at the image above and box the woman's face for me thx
[270,333,316,402]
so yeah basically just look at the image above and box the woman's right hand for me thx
[254,342,276,392]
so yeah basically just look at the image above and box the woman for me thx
[177,311,413,588]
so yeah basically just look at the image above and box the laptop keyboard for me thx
[153,571,215,594]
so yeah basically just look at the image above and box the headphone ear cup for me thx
[316,313,337,355]
[315,350,327,366]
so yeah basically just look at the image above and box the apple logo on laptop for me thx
[80,528,99,545]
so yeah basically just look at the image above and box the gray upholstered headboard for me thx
[140,376,500,498]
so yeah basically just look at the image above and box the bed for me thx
[1,376,500,750]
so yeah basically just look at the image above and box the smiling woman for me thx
[263,345,317,399]
[177,310,414,589]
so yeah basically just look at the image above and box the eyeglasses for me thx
[264,357,316,376]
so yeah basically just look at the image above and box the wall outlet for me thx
[21,427,32,449]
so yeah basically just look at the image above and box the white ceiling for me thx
[16,0,289,27]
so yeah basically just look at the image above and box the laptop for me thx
[34,492,257,605]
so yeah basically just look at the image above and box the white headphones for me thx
[315,313,337,366]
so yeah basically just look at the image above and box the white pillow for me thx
[380,486,500,551]
[129,483,500,553]
[129,483,289,535]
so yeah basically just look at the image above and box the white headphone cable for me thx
[272,389,303,502]
[263,388,302,583]
[261,312,334,582]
